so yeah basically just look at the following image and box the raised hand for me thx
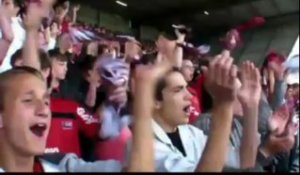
[173,25,187,44]
[73,4,81,12]
[268,61,288,81]
[127,36,176,173]
[109,86,128,107]
[238,61,262,107]
[202,50,239,104]
[125,40,140,61]
[87,69,101,88]
[262,123,297,156]
[23,2,51,31]
[268,104,290,135]
[156,35,182,67]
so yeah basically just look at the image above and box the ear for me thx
[154,101,162,110]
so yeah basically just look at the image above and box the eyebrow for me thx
[171,85,186,91]
[24,90,50,99]
[24,90,35,96]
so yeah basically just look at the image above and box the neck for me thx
[0,139,34,172]
[51,78,60,90]
[153,113,178,133]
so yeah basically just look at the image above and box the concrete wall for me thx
[140,26,160,41]
[76,4,132,34]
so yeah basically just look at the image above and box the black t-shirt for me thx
[167,129,187,157]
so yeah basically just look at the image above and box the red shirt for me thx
[188,74,206,124]
[61,18,71,33]
[188,87,201,124]
[46,97,99,157]
[33,159,44,173]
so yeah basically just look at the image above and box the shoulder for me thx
[179,124,206,139]
[193,113,212,135]
[40,159,62,172]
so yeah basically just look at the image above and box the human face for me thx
[286,86,294,99]
[51,59,68,80]
[288,84,300,100]
[158,72,193,127]
[86,63,101,87]
[1,74,51,156]
[181,60,195,82]
[59,33,73,52]
[2,0,19,17]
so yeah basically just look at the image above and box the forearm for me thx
[268,70,275,97]
[0,14,13,42]
[72,10,77,24]
[127,83,154,172]
[0,14,13,62]
[0,40,11,63]
[196,102,233,172]
[240,105,260,169]
[22,30,41,70]
[84,84,97,108]
[174,47,183,68]
[44,27,51,45]
[270,80,286,110]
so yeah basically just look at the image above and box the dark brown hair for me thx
[155,67,181,101]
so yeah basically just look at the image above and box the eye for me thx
[174,88,183,93]
[22,98,33,103]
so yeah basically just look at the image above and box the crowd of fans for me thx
[0,0,299,172]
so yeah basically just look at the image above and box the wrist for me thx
[89,83,99,89]
[241,101,259,111]
[26,29,38,35]
[213,100,234,108]
[212,102,234,119]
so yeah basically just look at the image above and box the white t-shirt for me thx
[0,16,26,73]
[0,153,122,172]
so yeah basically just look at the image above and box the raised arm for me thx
[127,36,174,172]
[22,1,53,70]
[268,61,287,110]
[237,61,261,169]
[196,50,238,172]
[0,6,13,63]
[71,4,80,24]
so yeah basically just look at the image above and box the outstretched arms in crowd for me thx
[0,6,13,63]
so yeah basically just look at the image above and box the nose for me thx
[184,88,193,101]
[64,64,68,72]
[36,100,50,118]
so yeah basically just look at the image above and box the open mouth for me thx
[30,123,47,138]
[183,105,192,116]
